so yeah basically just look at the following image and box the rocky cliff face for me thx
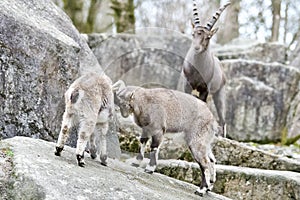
[1,0,93,140]
[88,33,300,143]
[222,60,300,142]
[0,137,230,200]
[0,0,121,158]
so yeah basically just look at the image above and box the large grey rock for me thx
[87,32,191,89]
[0,0,101,140]
[214,41,287,64]
[0,0,121,159]
[213,137,300,172]
[222,59,300,142]
[160,136,300,172]
[117,124,300,172]
[0,136,230,200]
[155,160,300,200]
[88,33,300,143]
[289,38,300,68]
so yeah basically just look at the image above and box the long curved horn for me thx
[192,0,201,28]
[205,2,230,30]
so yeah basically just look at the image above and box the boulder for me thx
[222,59,300,142]
[155,160,300,200]
[213,137,300,172]
[289,39,300,68]
[214,41,287,64]
[88,33,300,143]
[87,32,191,89]
[117,126,300,172]
[0,0,120,158]
[0,136,230,200]
[160,136,300,172]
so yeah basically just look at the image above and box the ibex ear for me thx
[112,80,126,93]
[211,27,219,35]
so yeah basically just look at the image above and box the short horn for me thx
[205,2,230,30]
[192,0,201,28]
[112,80,126,92]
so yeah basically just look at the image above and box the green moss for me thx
[178,150,194,162]
[281,126,288,145]
[285,134,300,145]
[1,147,14,158]
[119,134,140,153]
[110,0,136,33]
[281,126,300,145]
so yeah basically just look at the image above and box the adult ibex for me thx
[113,80,219,196]
[177,0,230,137]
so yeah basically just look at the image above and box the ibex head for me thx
[112,80,138,118]
[192,0,230,52]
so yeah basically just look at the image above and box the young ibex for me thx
[55,72,114,167]
[177,0,230,137]
[113,80,219,196]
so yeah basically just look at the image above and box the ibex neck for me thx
[184,45,215,85]
[188,45,213,66]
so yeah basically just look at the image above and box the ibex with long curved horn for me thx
[177,0,230,137]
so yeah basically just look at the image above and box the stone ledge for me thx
[155,159,300,200]
[0,136,230,200]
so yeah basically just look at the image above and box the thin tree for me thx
[63,0,86,32]
[86,0,102,33]
[110,0,136,33]
[270,0,281,42]
[217,0,240,44]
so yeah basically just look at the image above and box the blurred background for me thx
[52,0,300,53]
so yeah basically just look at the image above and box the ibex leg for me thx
[76,120,96,167]
[189,143,211,196]
[145,132,163,174]
[208,148,216,191]
[213,86,226,137]
[89,131,97,159]
[55,111,73,156]
[132,136,149,167]
[197,84,209,102]
[98,122,109,166]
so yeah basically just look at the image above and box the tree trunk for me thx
[216,0,240,45]
[63,0,87,33]
[110,0,136,33]
[86,0,101,33]
[283,0,289,44]
[270,0,281,42]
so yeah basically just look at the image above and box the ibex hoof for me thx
[208,184,214,191]
[194,187,207,196]
[90,150,97,159]
[136,154,143,161]
[131,163,140,167]
[54,147,63,156]
[144,169,154,174]
[145,165,156,174]
[100,155,108,166]
[76,154,85,167]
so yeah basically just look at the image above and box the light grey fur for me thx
[177,1,230,137]
[55,72,114,167]
[113,80,218,196]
